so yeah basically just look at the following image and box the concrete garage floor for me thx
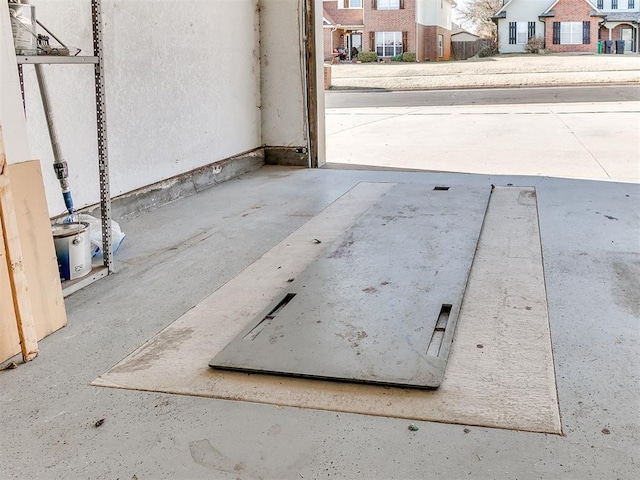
[1,166,639,479]
[93,184,561,435]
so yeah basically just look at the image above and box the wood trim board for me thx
[95,185,561,434]
[0,160,67,364]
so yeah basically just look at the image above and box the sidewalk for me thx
[328,54,640,90]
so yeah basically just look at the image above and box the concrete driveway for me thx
[325,87,640,183]
[328,54,640,90]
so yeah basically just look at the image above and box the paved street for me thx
[326,85,640,108]
[324,86,640,183]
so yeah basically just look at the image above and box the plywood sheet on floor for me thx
[94,185,561,434]
[1,161,67,363]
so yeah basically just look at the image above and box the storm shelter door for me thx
[210,185,491,389]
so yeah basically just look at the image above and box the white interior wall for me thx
[259,0,307,149]
[3,0,318,217]
[14,0,263,217]
[0,2,31,164]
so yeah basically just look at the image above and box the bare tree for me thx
[455,0,503,39]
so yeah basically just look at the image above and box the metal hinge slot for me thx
[426,304,452,357]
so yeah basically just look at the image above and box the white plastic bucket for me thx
[8,3,38,56]
[52,222,92,281]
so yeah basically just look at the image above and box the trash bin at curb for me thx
[597,40,603,54]
[615,40,625,54]
[604,40,613,54]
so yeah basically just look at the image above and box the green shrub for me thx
[402,52,416,62]
[524,36,545,54]
[477,45,498,58]
[391,54,403,61]
[358,51,377,63]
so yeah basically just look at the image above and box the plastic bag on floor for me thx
[60,214,125,257]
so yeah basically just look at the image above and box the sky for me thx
[451,0,476,34]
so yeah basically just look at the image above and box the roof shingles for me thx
[602,11,640,22]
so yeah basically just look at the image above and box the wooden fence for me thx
[451,39,493,61]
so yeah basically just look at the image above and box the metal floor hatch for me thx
[210,184,491,389]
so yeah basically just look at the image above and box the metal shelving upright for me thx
[15,0,113,296]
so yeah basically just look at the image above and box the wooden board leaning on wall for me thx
[1,160,67,364]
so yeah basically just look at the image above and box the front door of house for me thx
[621,28,634,52]
[350,33,362,59]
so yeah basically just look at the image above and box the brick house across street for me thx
[493,0,639,53]
[323,0,455,62]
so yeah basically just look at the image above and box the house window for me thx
[560,22,583,44]
[438,34,444,57]
[377,0,401,10]
[339,0,363,7]
[597,0,603,8]
[612,0,618,8]
[375,31,403,56]
[509,22,533,44]
[629,0,634,8]
[517,22,528,44]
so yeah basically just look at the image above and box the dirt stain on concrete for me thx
[518,189,537,206]
[189,438,242,473]
[328,232,355,259]
[611,257,640,318]
[110,327,194,373]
